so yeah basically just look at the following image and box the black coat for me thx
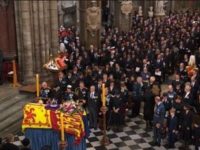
[183,92,194,106]
[132,83,144,100]
[63,91,76,101]
[191,81,199,100]
[0,143,19,150]
[182,110,193,129]
[87,92,100,111]
[167,116,177,132]
[143,87,154,121]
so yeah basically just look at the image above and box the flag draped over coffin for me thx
[22,103,85,143]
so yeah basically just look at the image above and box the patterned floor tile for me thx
[13,116,196,150]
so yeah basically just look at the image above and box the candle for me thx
[102,83,106,106]
[60,112,65,141]
[36,74,40,97]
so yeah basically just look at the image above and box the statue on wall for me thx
[138,6,143,17]
[155,0,167,16]
[121,0,133,16]
[148,6,154,18]
[58,0,76,27]
[86,1,101,32]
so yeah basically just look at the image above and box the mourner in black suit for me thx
[143,84,154,129]
[75,81,88,107]
[53,72,67,103]
[181,104,194,148]
[63,85,75,101]
[183,84,194,106]
[87,85,100,129]
[166,108,177,148]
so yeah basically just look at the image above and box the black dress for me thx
[143,86,154,121]
[110,95,123,126]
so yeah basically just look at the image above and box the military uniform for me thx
[153,102,165,146]
[167,91,176,106]
[40,87,51,104]
[63,91,75,101]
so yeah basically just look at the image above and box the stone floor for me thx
[0,83,34,137]
[13,116,195,150]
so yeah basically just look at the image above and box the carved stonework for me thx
[148,6,154,18]
[138,6,143,16]
[58,0,76,27]
[86,6,101,31]
[155,1,167,16]
[121,1,133,16]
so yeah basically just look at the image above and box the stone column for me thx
[20,1,34,83]
[79,0,101,49]
[76,1,80,32]
[14,1,59,84]
[32,0,41,73]
[113,0,133,32]
[38,1,46,74]
[50,1,59,56]
[14,0,23,82]
[58,1,64,27]
[43,1,50,63]
[170,1,175,12]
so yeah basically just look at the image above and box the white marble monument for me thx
[154,1,167,16]
[138,6,143,17]
[148,6,154,18]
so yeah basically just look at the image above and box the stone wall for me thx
[0,1,17,55]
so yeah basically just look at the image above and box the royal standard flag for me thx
[22,103,52,130]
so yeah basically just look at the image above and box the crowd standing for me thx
[1,10,200,150]
[41,10,200,150]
